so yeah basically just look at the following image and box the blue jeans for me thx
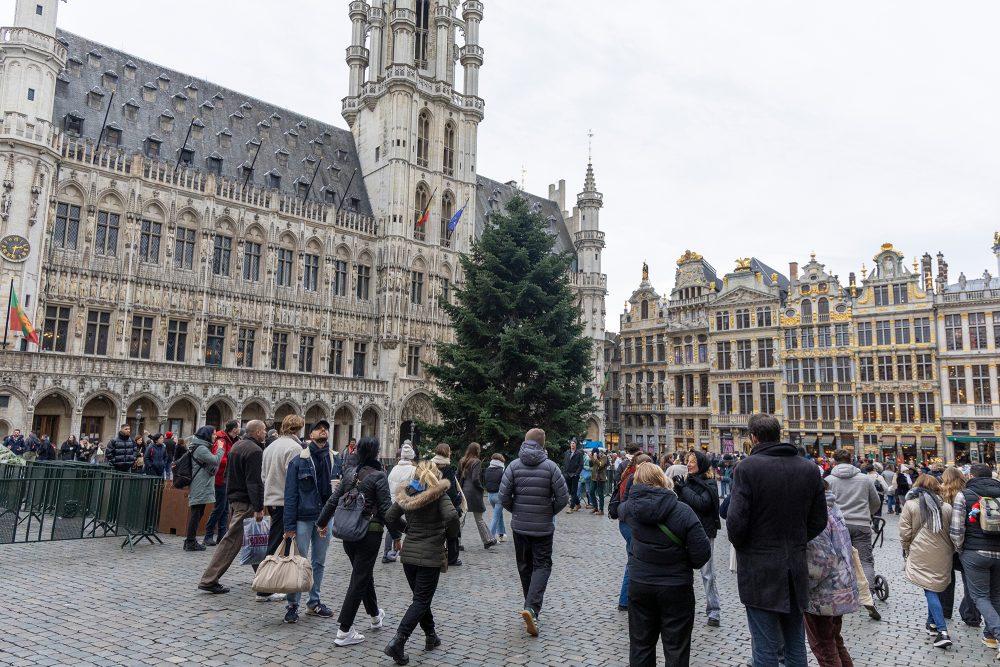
[961,550,1000,640]
[720,478,731,499]
[584,477,595,507]
[618,522,632,607]
[701,538,720,621]
[746,605,808,667]
[925,590,947,632]
[287,519,331,608]
[885,493,896,514]
[488,492,505,537]
[204,484,228,539]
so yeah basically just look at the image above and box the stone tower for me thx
[575,161,608,438]
[0,0,66,329]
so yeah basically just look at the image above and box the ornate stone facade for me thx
[0,0,607,450]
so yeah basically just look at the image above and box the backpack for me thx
[171,449,200,489]
[980,496,1000,534]
[331,467,373,542]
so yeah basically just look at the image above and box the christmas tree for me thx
[424,196,596,459]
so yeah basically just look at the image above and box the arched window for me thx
[801,299,813,322]
[413,183,430,242]
[416,110,430,168]
[817,297,829,322]
[414,0,430,67]
[640,300,648,319]
[440,191,454,247]
[443,122,456,176]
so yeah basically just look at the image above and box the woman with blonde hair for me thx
[900,474,955,649]
[619,462,711,666]
[383,461,461,665]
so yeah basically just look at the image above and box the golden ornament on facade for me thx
[735,258,752,272]
[676,249,704,266]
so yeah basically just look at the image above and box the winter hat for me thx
[400,442,416,461]
[165,431,173,439]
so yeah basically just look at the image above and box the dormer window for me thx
[123,60,137,80]
[102,70,118,92]
[123,99,140,122]
[184,83,198,101]
[87,86,105,110]
[323,188,337,204]
[66,57,82,76]
[218,128,232,149]
[159,111,174,133]
[142,82,157,103]
[178,147,195,167]
[145,136,162,158]
[275,149,289,167]
[240,164,254,183]
[156,73,170,91]
[63,112,84,136]
[191,119,205,140]
[285,129,299,148]
[104,125,122,147]
[266,171,281,189]
[206,154,223,176]
[173,93,187,113]
[87,49,102,68]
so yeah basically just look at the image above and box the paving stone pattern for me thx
[1,507,991,666]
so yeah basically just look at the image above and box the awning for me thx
[819,436,835,446]
[920,436,938,449]
[900,436,917,446]
[948,436,999,443]
[880,435,897,449]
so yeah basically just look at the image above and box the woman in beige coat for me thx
[899,474,954,650]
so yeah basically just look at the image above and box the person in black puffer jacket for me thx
[672,450,722,627]
[953,463,1000,654]
[316,436,399,646]
[620,462,711,667]
[484,453,507,542]
[382,461,461,665]
[105,424,137,472]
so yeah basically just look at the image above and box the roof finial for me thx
[520,164,526,191]
[587,128,594,164]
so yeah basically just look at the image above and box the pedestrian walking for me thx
[803,482,860,667]
[143,433,169,478]
[882,463,897,514]
[591,449,608,515]
[673,450,722,627]
[183,426,224,552]
[198,420,267,595]
[163,431,177,480]
[203,420,239,546]
[619,462,711,667]
[485,453,506,542]
[459,442,497,549]
[950,462,1000,658]
[431,444,463,566]
[726,414,827,667]
[384,441,418,563]
[382,460,460,665]
[825,448,881,620]
[498,428,570,636]
[899,473,954,649]
[316,436,397,646]
[608,445,647,612]
[939,466,982,630]
[59,435,80,461]
[896,465,913,514]
[719,456,734,500]
[563,439,584,512]
[22,431,39,462]
[280,419,337,624]
[105,424,137,473]
[260,415,305,589]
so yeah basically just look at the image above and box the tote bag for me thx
[251,538,313,594]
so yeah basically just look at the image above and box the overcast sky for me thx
[10,1,1000,330]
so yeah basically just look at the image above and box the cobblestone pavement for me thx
[2,506,993,666]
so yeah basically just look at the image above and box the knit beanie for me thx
[400,442,416,461]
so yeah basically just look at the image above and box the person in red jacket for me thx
[204,419,240,546]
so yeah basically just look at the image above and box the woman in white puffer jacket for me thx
[382,441,418,563]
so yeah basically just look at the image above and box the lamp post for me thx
[134,406,143,439]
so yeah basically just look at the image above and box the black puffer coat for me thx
[385,478,460,568]
[674,451,721,539]
[105,432,137,471]
[620,483,711,587]
[499,440,569,536]
[316,460,401,539]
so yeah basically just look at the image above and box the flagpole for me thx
[2,279,12,350]
[446,197,469,242]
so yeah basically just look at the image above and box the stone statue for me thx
[0,190,10,220]
[642,261,649,282]
[995,231,1000,248]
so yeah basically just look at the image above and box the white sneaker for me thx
[370,608,385,629]
[498,535,506,543]
[334,627,365,646]
[254,592,286,602]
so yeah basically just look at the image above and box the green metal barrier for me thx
[0,462,164,551]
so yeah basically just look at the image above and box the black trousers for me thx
[338,531,383,632]
[513,531,554,615]
[397,563,441,639]
[566,475,580,507]
[265,505,285,556]
[186,504,206,542]
[628,581,695,667]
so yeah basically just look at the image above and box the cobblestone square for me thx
[2,507,993,666]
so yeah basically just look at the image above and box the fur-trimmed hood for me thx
[394,478,451,511]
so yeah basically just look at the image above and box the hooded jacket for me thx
[619,483,711,587]
[385,478,460,568]
[498,440,569,536]
[806,492,860,617]
[143,441,169,474]
[284,441,334,532]
[674,451,722,539]
[484,461,505,494]
[826,463,881,526]
[188,436,224,506]
[726,441,828,613]
[105,431,137,471]
[387,458,416,498]
[3,434,25,455]
[960,476,1000,552]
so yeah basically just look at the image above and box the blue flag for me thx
[447,200,467,235]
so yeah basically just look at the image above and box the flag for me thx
[447,198,468,236]
[8,287,39,345]
[416,189,436,228]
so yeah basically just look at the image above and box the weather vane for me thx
[520,164,526,191]
[587,128,594,163]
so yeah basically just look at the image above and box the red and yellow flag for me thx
[8,287,38,345]
[415,189,436,228]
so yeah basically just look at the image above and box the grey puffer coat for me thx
[385,478,460,568]
[499,440,569,536]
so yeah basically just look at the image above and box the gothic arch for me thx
[96,188,126,212]
[243,223,266,241]
[31,387,76,410]
[331,402,358,422]
[57,181,86,205]
[305,236,325,253]
[239,397,271,416]
[0,384,30,409]
[79,389,120,413]
[166,393,202,413]
[124,391,166,416]
[215,215,237,235]
[304,399,332,419]
[273,398,302,416]
[399,390,436,423]
[175,206,201,227]
[142,199,167,221]
[278,231,298,249]
[204,395,238,417]
[334,243,353,262]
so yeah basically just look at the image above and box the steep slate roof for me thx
[475,176,575,255]
[750,257,790,294]
[944,276,1000,293]
[52,31,372,216]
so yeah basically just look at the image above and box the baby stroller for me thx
[869,515,890,601]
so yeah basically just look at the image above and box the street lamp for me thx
[134,406,143,439]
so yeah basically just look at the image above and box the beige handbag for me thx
[251,538,313,594]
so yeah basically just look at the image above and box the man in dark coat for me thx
[726,414,827,667]
[499,428,570,637]
[163,432,178,480]
[105,424,137,472]
[562,439,584,512]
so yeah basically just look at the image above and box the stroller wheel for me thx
[872,574,889,601]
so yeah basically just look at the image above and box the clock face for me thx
[0,235,30,262]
